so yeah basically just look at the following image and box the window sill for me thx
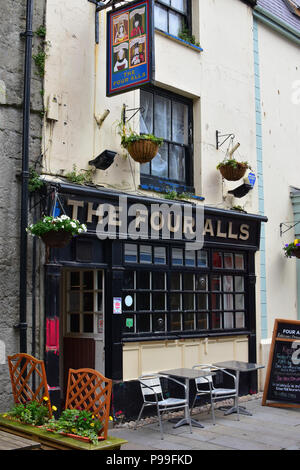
[155,28,203,52]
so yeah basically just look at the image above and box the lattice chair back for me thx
[65,368,112,440]
[7,353,52,417]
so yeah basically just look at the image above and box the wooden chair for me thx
[7,353,52,417]
[65,368,112,440]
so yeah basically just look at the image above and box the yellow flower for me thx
[52,406,57,411]
[3,414,7,417]
[109,416,113,421]
[294,239,299,246]
[71,428,76,433]
[92,415,95,419]
[90,422,94,427]
[43,396,49,401]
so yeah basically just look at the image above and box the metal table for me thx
[159,367,215,429]
[213,360,265,417]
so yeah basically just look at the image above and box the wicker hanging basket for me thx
[218,163,248,181]
[40,230,73,248]
[127,139,160,164]
[291,248,300,259]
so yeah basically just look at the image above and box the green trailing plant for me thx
[178,22,200,47]
[28,167,44,192]
[163,190,192,201]
[121,132,163,149]
[6,399,51,426]
[64,165,94,185]
[44,409,103,445]
[231,205,247,213]
[33,47,47,77]
[216,158,250,171]
[26,215,87,237]
[35,25,46,38]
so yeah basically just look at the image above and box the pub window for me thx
[140,86,193,191]
[122,247,248,338]
[65,270,104,335]
[154,0,190,38]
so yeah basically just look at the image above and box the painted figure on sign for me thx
[114,48,128,72]
[131,13,144,37]
[115,22,128,43]
[131,44,145,66]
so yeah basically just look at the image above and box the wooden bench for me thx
[0,429,41,450]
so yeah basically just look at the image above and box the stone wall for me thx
[0,0,46,412]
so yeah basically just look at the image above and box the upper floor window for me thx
[154,0,190,37]
[140,86,193,191]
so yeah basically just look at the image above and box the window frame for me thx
[122,243,250,341]
[154,0,192,38]
[140,85,194,193]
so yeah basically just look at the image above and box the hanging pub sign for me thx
[106,0,154,97]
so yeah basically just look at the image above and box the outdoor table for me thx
[0,429,41,450]
[159,367,215,429]
[212,360,265,417]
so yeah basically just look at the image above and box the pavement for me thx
[109,394,300,451]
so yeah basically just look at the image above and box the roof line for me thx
[254,5,300,44]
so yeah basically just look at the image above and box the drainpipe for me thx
[18,0,34,353]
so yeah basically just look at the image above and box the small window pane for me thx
[223,276,233,292]
[170,272,181,290]
[171,0,187,13]
[137,293,150,310]
[197,293,208,310]
[183,272,194,290]
[154,95,171,140]
[97,271,103,289]
[224,294,234,310]
[140,245,152,263]
[140,90,153,134]
[197,251,208,267]
[69,291,80,312]
[183,313,195,330]
[153,314,166,332]
[235,294,245,309]
[172,248,183,265]
[152,293,166,310]
[235,254,244,270]
[151,142,168,178]
[169,145,185,181]
[212,312,222,329]
[70,314,80,333]
[136,315,151,332]
[137,271,150,289]
[125,244,138,263]
[195,275,207,291]
[185,250,195,267]
[211,276,221,291]
[170,313,181,331]
[172,101,188,145]
[70,272,80,290]
[154,3,168,32]
[83,271,94,289]
[213,252,223,268]
[83,292,93,312]
[154,246,166,264]
[170,293,181,310]
[211,293,222,310]
[197,313,208,330]
[123,271,135,290]
[224,312,234,329]
[97,292,103,312]
[236,312,245,328]
[183,293,194,310]
[152,272,166,290]
[235,276,244,292]
[224,253,234,269]
[169,10,182,36]
[83,314,94,333]
[140,161,150,175]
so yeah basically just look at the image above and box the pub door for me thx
[62,269,105,396]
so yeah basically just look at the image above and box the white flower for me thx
[70,222,76,228]
[60,215,70,220]
[78,228,83,233]
[81,224,87,232]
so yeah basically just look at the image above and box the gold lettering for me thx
[184,216,195,235]
[167,214,181,233]
[228,222,238,239]
[217,220,227,238]
[87,202,100,223]
[150,211,164,231]
[203,219,214,237]
[67,199,84,219]
[239,224,250,241]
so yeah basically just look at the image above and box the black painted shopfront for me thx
[43,182,267,417]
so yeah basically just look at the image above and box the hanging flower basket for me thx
[27,216,87,248]
[217,159,249,181]
[284,240,300,258]
[121,133,164,164]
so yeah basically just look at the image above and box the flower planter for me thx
[40,230,73,248]
[291,248,300,259]
[218,163,248,181]
[45,428,104,443]
[127,139,159,164]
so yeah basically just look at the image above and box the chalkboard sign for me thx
[262,319,300,408]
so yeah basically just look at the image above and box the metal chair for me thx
[135,374,192,439]
[191,364,238,424]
